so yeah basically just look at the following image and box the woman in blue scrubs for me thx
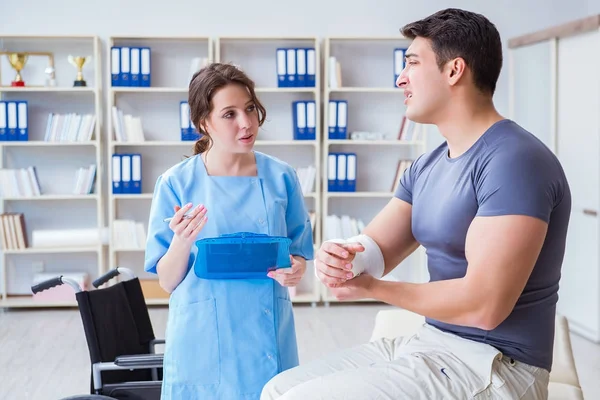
[144,62,315,399]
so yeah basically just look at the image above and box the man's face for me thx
[396,37,450,124]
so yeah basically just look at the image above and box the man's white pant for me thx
[261,323,549,400]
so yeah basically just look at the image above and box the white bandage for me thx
[345,234,385,279]
[319,234,385,279]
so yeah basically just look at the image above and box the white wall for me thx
[587,0,600,14]
[0,0,592,117]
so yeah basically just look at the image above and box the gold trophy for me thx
[7,53,28,87]
[68,55,91,87]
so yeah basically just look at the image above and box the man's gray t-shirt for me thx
[395,119,571,371]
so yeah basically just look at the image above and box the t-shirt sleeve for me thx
[475,148,559,223]
[144,174,181,274]
[394,157,420,204]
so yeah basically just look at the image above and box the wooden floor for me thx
[1,303,599,399]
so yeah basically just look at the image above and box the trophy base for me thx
[11,81,25,87]
[73,80,87,87]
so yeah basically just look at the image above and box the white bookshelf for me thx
[215,36,321,306]
[0,35,104,308]
[106,36,213,305]
[0,34,437,309]
[321,36,429,304]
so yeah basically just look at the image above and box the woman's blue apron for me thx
[160,156,299,400]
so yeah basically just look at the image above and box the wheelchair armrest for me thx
[93,355,164,391]
[114,353,164,368]
[149,338,165,354]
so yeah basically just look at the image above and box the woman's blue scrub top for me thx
[144,151,314,399]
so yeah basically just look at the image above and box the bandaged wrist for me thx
[345,234,385,279]
[321,235,384,279]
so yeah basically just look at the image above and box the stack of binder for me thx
[179,101,201,141]
[295,165,316,194]
[44,113,96,142]
[0,100,28,141]
[0,167,42,197]
[276,48,316,88]
[112,106,145,142]
[73,165,97,195]
[0,212,28,250]
[112,219,147,249]
[112,153,142,194]
[328,56,342,89]
[325,214,366,242]
[327,152,356,192]
[391,159,413,192]
[292,100,316,140]
[111,46,151,87]
[327,100,347,139]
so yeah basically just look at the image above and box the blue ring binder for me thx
[193,232,292,279]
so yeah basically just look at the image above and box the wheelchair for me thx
[31,267,164,400]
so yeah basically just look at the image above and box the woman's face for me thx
[203,83,259,152]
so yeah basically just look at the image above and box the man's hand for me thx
[268,255,306,287]
[315,241,365,287]
[329,273,376,301]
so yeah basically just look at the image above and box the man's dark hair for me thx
[400,8,503,95]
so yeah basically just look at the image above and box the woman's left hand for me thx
[268,255,305,287]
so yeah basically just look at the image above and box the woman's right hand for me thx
[169,202,208,246]
[157,203,208,293]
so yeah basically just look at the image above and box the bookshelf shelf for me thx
[110,140,318,148]
[113,247,145,252]
[0,141,98,147]
[0,34,104,308]
[1,296,78,308]
[112,193,154,200]
[111,87,187,93]
[326,139,424,146]
[328,87,404,93]
[321,36,428,304]
[3,194,99,201]
[326,192,393,198]
[0,87,97,93]
[110,141,196,147]
[3,246,101,255]
[255,140,317,146]
[145,298,169,306]
[255,87,317,93]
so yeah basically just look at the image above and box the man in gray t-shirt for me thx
[395,117,570,373]
[261,7,571,400]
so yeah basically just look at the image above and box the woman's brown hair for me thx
[188,62,267,155]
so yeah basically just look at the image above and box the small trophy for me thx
[7,53,28,87]
[44,66,56,87]
[68,55,91,87]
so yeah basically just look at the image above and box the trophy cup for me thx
[68,55,91,87]
[7,53,28,87]
[44,66,57,87]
